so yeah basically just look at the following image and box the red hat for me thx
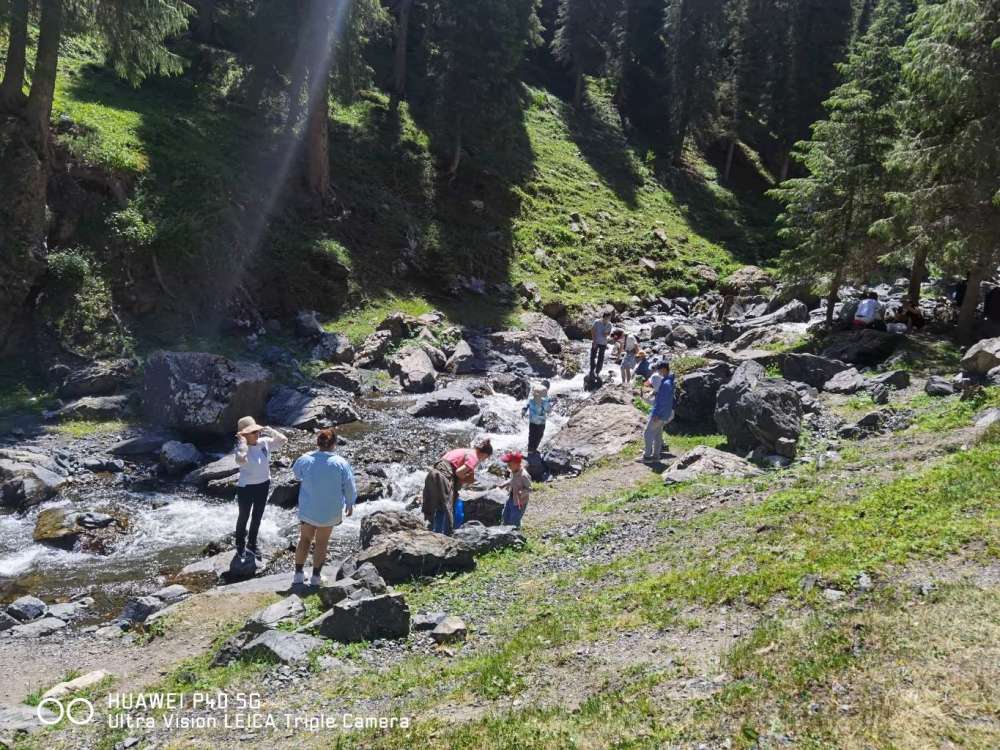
[501,451,524,463]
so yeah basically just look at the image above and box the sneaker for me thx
[309,573,324,587]
[292,571,305,585]
[246,546,263,561]
[235,547,246,561]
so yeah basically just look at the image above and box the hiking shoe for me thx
[309,574,324,587]
[292,571,305,586]
[246,546,263,561]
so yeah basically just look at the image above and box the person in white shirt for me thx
[619,331,639,384]
[234,416,287,561]
[853,292,882,329]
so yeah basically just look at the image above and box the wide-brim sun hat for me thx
[237,416,264,435]
[532,383,548,396]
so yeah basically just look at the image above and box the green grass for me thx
[48,419,131,438]
[910,387,1000,432]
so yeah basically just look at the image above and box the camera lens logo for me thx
[37,696,95,726]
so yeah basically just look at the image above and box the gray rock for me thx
[354,330,394,368]
[715,362,803,455]
[50,395,131,421]
[547,400,646,469]
[662,446,761,484]
[8,616,67,637]
[869,383,891,405]
[975,407,1000,430]
[0,703,57,736]
[412,612,447,631]
[310,593,410,643]
[7,595,47,622]
[542,447,584,477]
[674,362,734,425]
[311,332,354,364]
[487,331,560,377]
[352,563,388,594]
[183,453,240,487]
[430,615,467,644]
[242,629,323,664]
[960,337,1000,375]
[265,386,358,429]
[924,376,955,397]
[781,353,851,389]
[820,329,900,367]
[82,457,125,473]
[870,370,910,390]
[519,312,568,354]
[722,265,775,295]
[109,430,177,456]
[360,510,426,549]
[0,451,66,509]
[32,507,82,549]
[59,359,136,399]
[823,368,867,395]
[0,611,19,632]
[986,365,1000,386]
[390,347,438,393]
[729,300,809,334]
[315,366,363,394]
[408,387,480,419]
[317,579,368,608]
[489,372,531,399]
[245,595,305,634]
[452,522,526,553]
[121,595,164,624]
[446,339,487,375]
[142,351,272,437]
[355,529,475,583]
[178,548,259,584]
[151,584,190,605]
[294,310,325,338]
[158,441,203,475]
[460,489,506,527]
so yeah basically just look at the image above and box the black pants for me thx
[589,344,607,376]
[528,422,546,453]
[235,481,269,551]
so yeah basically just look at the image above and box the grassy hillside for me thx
[40,44,773,351]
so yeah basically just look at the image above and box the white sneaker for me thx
[292,571,305,585]
[309,574,324,586]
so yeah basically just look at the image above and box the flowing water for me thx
[0,351,592,614]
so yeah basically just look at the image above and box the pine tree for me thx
[770,0,910,325]
[890,0,1000,344]
[0,0,29,111]
[617,0,671,145]
[552,0,621,108]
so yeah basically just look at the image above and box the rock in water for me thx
[715,362,803,455]
[355,529,475,582]
[961,337,1000,375]
[0,450,67,509]
[142,351,271,437]
[310,593,410,643]
[359,510,426,549]
[662,446,762,484]
[408,387,480,419]
[158,441,203,475]
[265,386,358,429]
[390,347,438,393]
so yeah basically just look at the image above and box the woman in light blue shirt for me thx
[522,383,552,454]
[291,428,357,586]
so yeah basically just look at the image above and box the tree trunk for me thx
[956,260,986,345]
[572,66,584,109]
[0,0,29,111]
[448,125,462,180]
[390,0,413,108]
[779,151,790,182]
[25,0,63,150]
[908,245,929,304]
[304,84,329,197]
[723,139,736,183]
[286,62,307,134]
[826,265,843,326]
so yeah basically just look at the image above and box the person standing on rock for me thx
[291,428,357,586]
[499,451,532,528]
[234,416,288,562]
[589,310,614,381]
[642,361,675,463]
[422,437,494,535]
[523,383,552,454]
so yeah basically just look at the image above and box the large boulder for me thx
[662,446,762,484]
[460,488,506,526]
[728,300,810,336]
[58,359,137,399]
[519,312,568,354]
[390,347,438,393]
[781,353,852,389]
[820,330,901,367]
[490,372,530,399]
[546,401,646,468]
[446,339,487,375]
[0,449,67,509]
[183,453,239,487]
[823,368,867,395]
[142,351,272,437]
[311,332,355,364]
[359,510,426,549]
[265,386,358,429]
[354,330,394,368]
[715,361,803,454]
[721,265,775,295]
[315,366,364,395]
[109,429,177,456]
[309,593,410,643]
[673,362,734,425]
[960,337,1000,375]
[488,331,560,377]
[242,630,324,664]
[158,441,203,475]
[453,522,526,553]
[355,529,475,582]
[408,387,480,419]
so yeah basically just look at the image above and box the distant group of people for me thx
[852,291,926,333]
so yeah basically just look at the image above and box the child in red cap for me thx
[499,451,532,528]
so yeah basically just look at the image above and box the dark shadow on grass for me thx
[562,92,641,208]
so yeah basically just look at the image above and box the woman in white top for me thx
[234,416,287,561]
[619,332,639,385]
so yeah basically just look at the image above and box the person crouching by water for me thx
[422,437,494,535]
[234,416,288,562]
[523,383,552,454]
[291,428,357,586]
[642,360,676,463]
[499,451,532,528]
